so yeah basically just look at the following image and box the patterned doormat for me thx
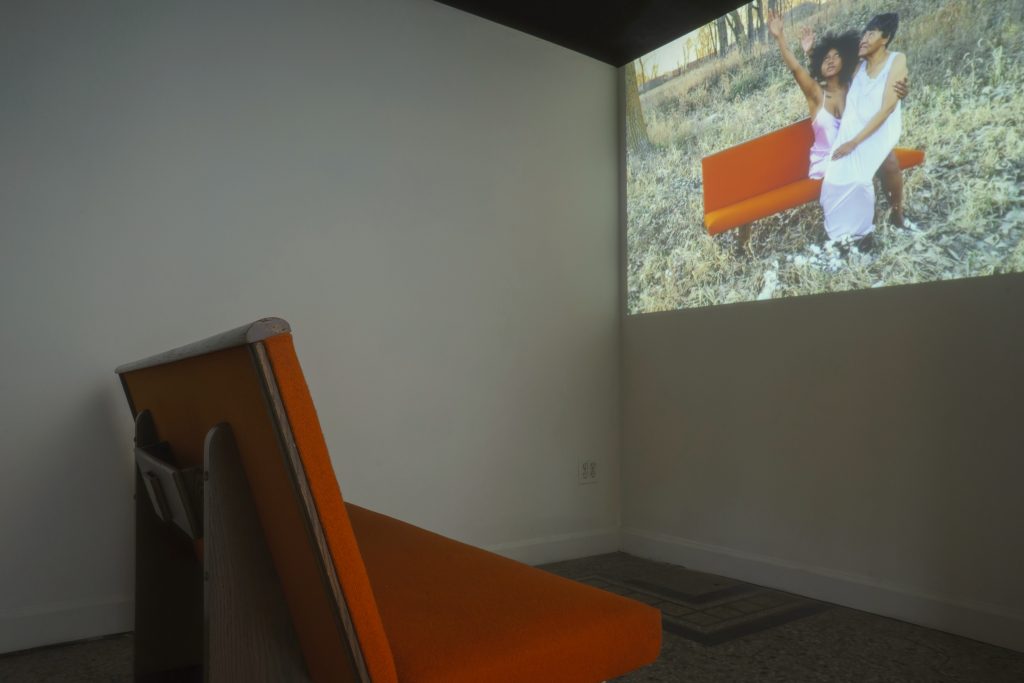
[579,574,832,646]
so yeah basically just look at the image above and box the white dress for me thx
[809,105,841,179]
[820,52,902,240]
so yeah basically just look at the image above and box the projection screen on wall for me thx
[625,0,1024,313]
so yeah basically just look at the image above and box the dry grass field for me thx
[626,0,1024,313]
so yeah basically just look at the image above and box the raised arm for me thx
[767,11,821,112]
[833,53,908,159]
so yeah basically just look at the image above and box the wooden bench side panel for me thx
[121,346,368,683]
[701,119,813,214]
[204,423,310,682]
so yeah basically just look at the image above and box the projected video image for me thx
[625,0,1024,313]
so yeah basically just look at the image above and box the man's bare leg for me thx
[876,151,905,226]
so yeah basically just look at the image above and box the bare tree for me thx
[750,0,767,42]
[726,10,746,48]
[625,62,650,155]
[716,16,729,54]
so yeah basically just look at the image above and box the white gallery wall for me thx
[4,0,1021,662]
[621,275,1024,652]
[0,0,619,653]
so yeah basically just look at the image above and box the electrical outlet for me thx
[578,459,598,485]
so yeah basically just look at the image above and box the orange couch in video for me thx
[118,318,661,683]
[701,118,924,235]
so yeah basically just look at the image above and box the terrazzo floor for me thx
[1,552,1022,682]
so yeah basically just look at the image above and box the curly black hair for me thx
[809,31,860,85]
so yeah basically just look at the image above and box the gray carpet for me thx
[543,553,1024,682]
[2,552,1022,682]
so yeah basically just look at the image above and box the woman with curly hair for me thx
[768,10,861,179]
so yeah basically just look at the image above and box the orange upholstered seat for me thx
[349,504,662,683]
[118,319,661,682]
[705,178,824,235]
[701,118,925,235]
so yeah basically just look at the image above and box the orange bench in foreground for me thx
[701,118,924,235]
[117,318,661,682]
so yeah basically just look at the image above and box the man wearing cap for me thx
[821,13,910,247]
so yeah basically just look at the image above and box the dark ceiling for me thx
[433,0,749,67]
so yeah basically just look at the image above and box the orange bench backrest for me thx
[119,325,398,683]
[701,118,812,215]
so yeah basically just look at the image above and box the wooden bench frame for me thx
[122,320,360,682]
[118,319,661,682]
[133,413,317,681]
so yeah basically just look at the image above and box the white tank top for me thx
[839,51,902,154]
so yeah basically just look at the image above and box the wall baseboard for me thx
[485,527,621,566]
[9,529,1018,657]
[622,526,1024,654]
[0,527,619,655]
[0,596,132,656]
